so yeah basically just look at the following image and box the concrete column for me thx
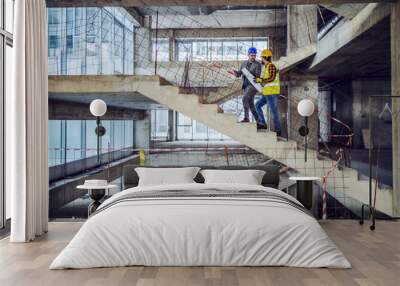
[391,0,400,216]
[135,113,151,150]
[287,5,318,149]
[287,5,318,53]
[167,109,175,141]
[288,76,319,149]
[318,90,331,143]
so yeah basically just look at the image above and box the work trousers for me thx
[242,85,259,122]
[255,94,282,133]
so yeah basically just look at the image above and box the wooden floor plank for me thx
[0,220,399,286]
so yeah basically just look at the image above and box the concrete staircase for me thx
[139,77,393,216]
[202,85,242,104]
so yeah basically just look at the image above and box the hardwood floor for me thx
[0,220,399,286]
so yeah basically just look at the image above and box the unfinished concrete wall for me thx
[288,76,319,149]
[287,5,318,149]
[318,90,331,143]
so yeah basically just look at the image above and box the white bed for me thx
[50,183,351,269]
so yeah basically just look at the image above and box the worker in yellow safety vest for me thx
[254,49,282,136]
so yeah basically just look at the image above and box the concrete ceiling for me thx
[49,92,163,110]
[149,8,287,29]
[46,0,389,8]
[138,5,285,16]
[309,16,390,79]
[321,3,368,19]
[140,6,218,16]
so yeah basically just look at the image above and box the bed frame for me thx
[122,165,280,190]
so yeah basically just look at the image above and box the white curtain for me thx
[7,0,49,242]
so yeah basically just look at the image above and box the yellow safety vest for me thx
[262,62,280,96]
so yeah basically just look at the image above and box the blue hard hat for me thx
[248,47,257,54]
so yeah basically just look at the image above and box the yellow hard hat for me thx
[261,49,273,58]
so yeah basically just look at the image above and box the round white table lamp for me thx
[89,99,107,164]
[297,99,315,162]
[297,99,315,117]
[90,99,107,117]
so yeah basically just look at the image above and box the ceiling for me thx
[49,92,163,110]
[45,0,388,8]
[46,1,287,29]
[137,5,285,16]
[309,16,391,80]
[148,9,286,29]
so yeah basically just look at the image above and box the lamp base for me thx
[298,126,309,137]
[95,125,106,136]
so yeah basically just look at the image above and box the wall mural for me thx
[47,6,393,223]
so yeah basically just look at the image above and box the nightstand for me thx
[289,177,321,210]
[77,181,117,216]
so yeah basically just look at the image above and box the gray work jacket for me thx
[235,60,262,90]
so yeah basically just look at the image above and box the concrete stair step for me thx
[215,112,238,123]
[198,104,220,112]
[254,131,278,142]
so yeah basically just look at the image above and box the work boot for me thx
[239,118,250,123]
[257,123,268,131]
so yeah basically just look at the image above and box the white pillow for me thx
[200,169,266,185]
[135,167,200,186]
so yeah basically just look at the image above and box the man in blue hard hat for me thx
[230,47,262,126]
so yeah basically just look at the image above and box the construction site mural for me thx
[47,4,394,221]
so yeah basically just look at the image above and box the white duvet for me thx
[50,183,351,269]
